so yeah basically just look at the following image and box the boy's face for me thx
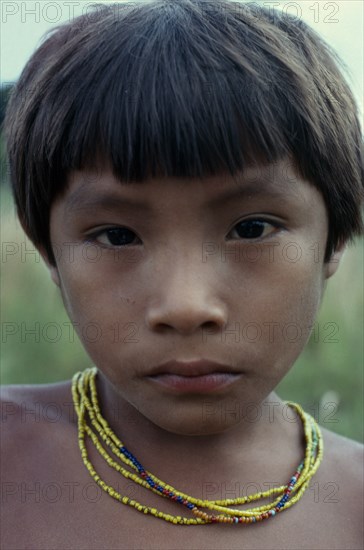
[47,159,343,435]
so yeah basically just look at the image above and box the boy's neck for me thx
[93,374,304,494]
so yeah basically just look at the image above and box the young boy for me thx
[1,1,363,549]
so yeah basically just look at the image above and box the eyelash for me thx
[86,227,141,248]
[228,219,282,241]
[86,219,283,248]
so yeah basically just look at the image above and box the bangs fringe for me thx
[26,1,317,182]
[4,0,363,263]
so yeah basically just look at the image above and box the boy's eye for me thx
[89,219,280,247]
[92,227,140,247]
[230,219,280,240]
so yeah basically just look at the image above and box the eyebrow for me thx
[63,176,302,219]
[206,180,300,207]
[63,185,152,220]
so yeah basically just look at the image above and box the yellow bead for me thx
[71,369,322,527]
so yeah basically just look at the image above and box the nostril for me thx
[147,317,225,336]
[153,322,174,333]
[201,321,222,333]
[145,298,228,335]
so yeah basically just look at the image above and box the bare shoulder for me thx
[0,380,91,550]
[1,379,74,419]
[0,379,73,405]
[320,426,363,473]
[0,380,75,459]
[319,426,363,514]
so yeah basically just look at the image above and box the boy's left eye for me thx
[229,219,280,240]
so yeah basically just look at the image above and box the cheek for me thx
[256,261,323,323]
[233,252,325,378]
[56,253,145,359]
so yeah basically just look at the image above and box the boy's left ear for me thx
[324,241,347,279]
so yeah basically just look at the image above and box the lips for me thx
[146,360,242,393]
[148,359,240,377]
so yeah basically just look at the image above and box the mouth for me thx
[146,359,242,393]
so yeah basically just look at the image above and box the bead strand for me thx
[72,367,323,525]
[85,369,320,510]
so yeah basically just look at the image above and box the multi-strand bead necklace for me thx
[72,367,323,525]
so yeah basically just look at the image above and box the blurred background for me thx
[1,1,363,442]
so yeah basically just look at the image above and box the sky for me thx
[1,0,363,114]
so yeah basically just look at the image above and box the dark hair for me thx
[4,0,363,265]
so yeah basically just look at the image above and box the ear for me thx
[324,241,347,280]
[38,246,61,287]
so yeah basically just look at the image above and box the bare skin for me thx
[1,382,363,550]
[1,160,363,548]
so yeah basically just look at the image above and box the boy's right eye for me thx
[90,227,141,247]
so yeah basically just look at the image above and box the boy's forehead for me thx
[64,157,305,204]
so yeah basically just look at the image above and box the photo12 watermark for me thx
[0,2,341,26]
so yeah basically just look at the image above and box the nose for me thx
[145,257,228,335]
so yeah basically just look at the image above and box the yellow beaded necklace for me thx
[72,367,323,525]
